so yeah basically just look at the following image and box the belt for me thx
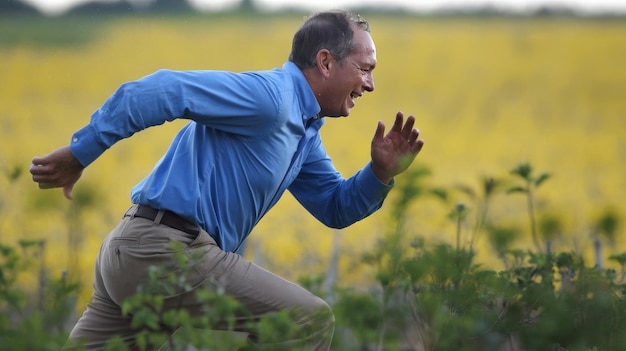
[125,205,200,236]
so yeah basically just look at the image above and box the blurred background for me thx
[1,0,625,311]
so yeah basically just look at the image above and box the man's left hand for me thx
[370,111,424,184]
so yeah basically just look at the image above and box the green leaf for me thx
[555,252,574,268]
[511,163,532,179]
[131,308,160,330]
[609,253,626,266]
[483,177,498,196]
[507,186,526,194]
[430,187,448,201]
[534,173,551,187]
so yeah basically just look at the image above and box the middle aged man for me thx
[31,10,425,351]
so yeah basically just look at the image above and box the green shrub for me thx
[1,162,624,351]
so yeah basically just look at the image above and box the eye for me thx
[352,62,370,75]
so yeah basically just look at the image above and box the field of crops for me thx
[1,13,625,307]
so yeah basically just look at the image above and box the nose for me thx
[364,72,375,92]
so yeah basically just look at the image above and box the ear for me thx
[315,49,333,80]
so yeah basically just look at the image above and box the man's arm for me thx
[289,111,424,228]
[29,70,186,200]
[30,69,280,199]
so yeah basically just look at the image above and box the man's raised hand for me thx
[370,111,424,184]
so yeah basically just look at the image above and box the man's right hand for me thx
[30,146,84,200]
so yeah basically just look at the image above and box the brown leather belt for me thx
[125,205,200,235]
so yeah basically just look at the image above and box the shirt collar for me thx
[283,61,321,125]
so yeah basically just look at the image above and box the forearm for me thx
[292,161,394,228]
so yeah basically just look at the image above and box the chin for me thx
[338,107,352,117]
[323,112,346,118]
[321,106,351,117]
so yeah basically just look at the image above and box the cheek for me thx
[328,85,348,102]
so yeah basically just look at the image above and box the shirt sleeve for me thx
[70,69,280,167]
[288,136,395,229]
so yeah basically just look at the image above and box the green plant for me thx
[327,162,626,351]
[455,177,500,251]
[3,161,625,351]
[116,242,249,351]
[0,240,80,350]
[116,241,310,351]
[508,162,551,253]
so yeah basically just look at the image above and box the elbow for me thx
[323,211,363,229]
[327,222,350,230]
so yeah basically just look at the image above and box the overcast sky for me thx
[21,0,626,16]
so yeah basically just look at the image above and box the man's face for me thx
[320,28,377,117]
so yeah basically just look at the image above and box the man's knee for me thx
[304,297,335,351]
[301,295,335,331]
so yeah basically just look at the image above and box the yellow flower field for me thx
[1,14,625,307]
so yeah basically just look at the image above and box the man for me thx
[30,10,424,351]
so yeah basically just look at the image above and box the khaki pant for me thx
[67,207,334,350]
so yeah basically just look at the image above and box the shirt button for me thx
[72,137,78,142]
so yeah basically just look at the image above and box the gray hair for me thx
[289,10,370,69]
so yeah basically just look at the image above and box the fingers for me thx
[30,154,54,179]
[30,156,64,190]
[29,162,50,176]
[63,184,74,200]
[411,138,425,154]
[373,120,386,142]
[35,181,74,199]
[407,129,418,143]
[393,111,423,153]
[391,111,404,133]
[401,115,416,137]
[30,155,48,171]
[31,155,48,166]
[30,167,50,184]
[390,111,418,140]
[30,162,55,185]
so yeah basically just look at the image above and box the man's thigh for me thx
[178,234,331,326]
[69,217,331,349]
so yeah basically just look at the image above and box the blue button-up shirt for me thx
[70,62,393,252]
